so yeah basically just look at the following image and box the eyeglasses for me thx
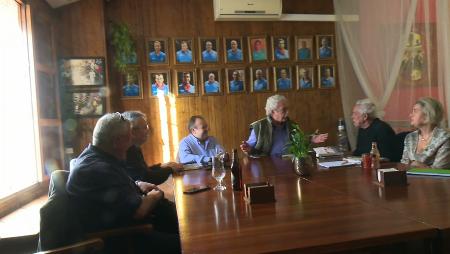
[274,107,288,114]
[114,112,126,121]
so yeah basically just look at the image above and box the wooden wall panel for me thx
[104,0,344,165]
[54,0,108,154]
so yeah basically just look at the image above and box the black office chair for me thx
[394,131,410,162]
[36,170,152,254]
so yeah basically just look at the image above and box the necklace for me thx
[419,129,434,142]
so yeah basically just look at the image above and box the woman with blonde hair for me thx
[401,97,450,168]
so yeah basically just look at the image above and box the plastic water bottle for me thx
[337,118,349,153]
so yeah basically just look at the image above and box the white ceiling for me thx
[46,0,80,8]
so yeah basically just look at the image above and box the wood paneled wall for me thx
[53,0,343,165]
[106,0,343,164]
[53,0,108,156]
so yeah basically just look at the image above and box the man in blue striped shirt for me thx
[178,115,224,165]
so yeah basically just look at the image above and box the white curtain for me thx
[335,0,450,149]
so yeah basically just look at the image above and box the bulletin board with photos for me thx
[125,34,336,98]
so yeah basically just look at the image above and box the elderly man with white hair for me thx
[67,113,180,253]
[240,94,328,157]
[352,98,397,161]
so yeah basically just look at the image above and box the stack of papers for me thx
[318,159,360,168]
[182,163,211,171]
[313,147,343,158]
[407,168,450,177]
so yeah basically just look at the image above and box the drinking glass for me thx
[212,156,226,191]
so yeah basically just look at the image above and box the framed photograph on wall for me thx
[225,68,246,94]
[121,69,143,99]
[59,57,105,86]
[146,38,168,65]
[250,67,270,92]
[174,70,197,96]
[174,38,195,64]
[295,36,313,61]
[149,70,171,97]
[248,36,268,62]
[224,37,244,63]
[316,35,334,60]
[272,36,290,61]
[318,64,336,89]
[199,37,219,64]
[297,65,315,90]
[200,69,222,95]
[273,66,293,91]
[72,91,105,117]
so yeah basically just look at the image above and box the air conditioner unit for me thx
[214,0,282,21]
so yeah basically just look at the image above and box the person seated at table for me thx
[352,99,398,161]
[67,113,180,253]
[122,111,182,185]
[178,115,225,165]
[401,97,450,169]
[240,95,328,157]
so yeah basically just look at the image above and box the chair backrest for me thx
[394,131,410,162]
[38,170,83,251]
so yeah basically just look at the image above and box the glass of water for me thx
[212,156,226,191]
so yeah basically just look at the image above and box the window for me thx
[0,0,40,199]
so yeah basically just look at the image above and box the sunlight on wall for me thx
[169,94,179,161]
[158,95,171,162]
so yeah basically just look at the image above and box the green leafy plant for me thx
[288,124,310,159]
[110,22,136,74]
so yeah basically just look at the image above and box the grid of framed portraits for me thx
[58,57,106,117]
[121,35,337,98]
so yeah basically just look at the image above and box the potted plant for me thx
[288,124,312,176]
[110,22,137,75]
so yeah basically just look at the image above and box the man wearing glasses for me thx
[122,111,182,185]
[240,95,328,157]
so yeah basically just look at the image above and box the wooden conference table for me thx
[172,157,447,253]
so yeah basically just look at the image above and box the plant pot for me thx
[293,156,311,176]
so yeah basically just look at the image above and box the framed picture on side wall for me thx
[316,35,334,60]
[248,36,268,62]
[72,91,105,117]
[272,36,290,61]
[59,57,105,87]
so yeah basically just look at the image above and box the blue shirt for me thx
[300,79,312,89]
[246,123,290,157]
[151,84,169,96]
[298,48,311,60]
[253,79,267,91]
[202,50,218,62]
[178,134,224,165]
[319,47,332,58]
[123,84,140,96]
[321,77,334,88]
[176,50,192,63]
[204,81,220,93]
[149,51,166,63]
[277,78,292,90]
[275,48,289,60]
[227,49,243,61]
[229,80,243,92]
[178,83,195,94]
[253,50,267,61]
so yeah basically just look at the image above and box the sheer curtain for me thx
[335,0,449,148]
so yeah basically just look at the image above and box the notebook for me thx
[407,168,450,177]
